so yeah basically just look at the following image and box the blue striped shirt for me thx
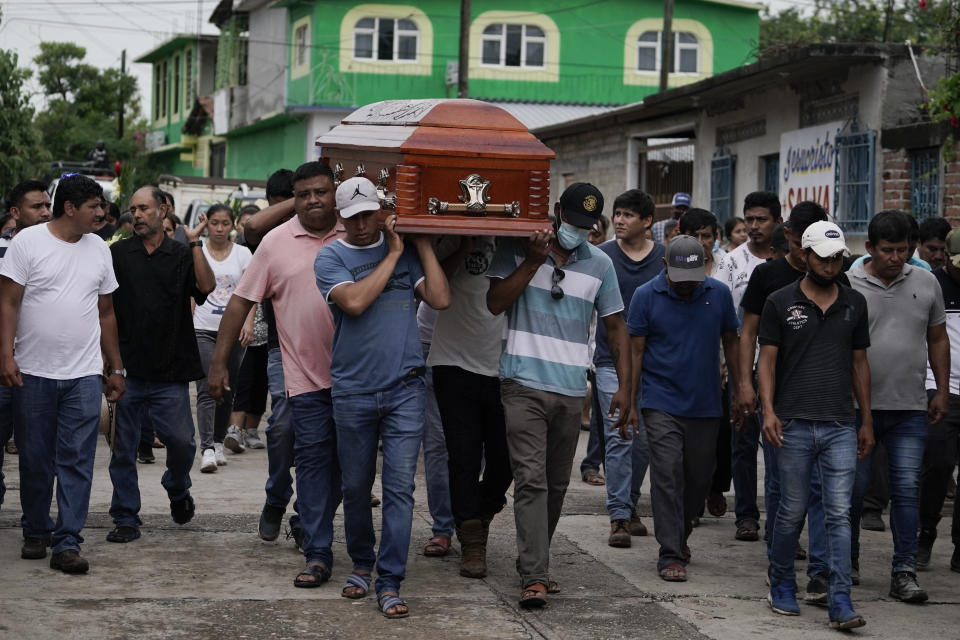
[487,239,623,397]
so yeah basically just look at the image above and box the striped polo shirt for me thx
[487,238,623,397]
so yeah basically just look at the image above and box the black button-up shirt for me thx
[111,235,208,382]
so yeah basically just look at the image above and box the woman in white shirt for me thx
[193,204,252,472]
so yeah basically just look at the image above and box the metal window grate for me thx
[834,130,876,234]
[710,153,736,222]
[761,153,779,194]
[910,147,940,221]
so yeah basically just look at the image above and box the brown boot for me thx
[457,519,489,578]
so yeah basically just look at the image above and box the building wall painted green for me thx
[225,119,308,180]
[286,0,758,108]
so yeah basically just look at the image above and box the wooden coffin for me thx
[315,99,555,236]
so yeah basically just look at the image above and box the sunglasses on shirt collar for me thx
[551,267,565,300]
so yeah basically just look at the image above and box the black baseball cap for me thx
[559,182,604,229]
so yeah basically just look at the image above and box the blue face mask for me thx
[557,222,590,250]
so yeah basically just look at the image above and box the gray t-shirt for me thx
[848,260,946,411]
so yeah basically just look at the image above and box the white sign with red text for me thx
[779,121,843,218]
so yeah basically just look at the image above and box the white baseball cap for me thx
[335,176,381,218]
[801,220,850,258]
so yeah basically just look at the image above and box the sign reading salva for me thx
[779,121,843,218]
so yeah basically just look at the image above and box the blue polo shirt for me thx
[627,272,740,418]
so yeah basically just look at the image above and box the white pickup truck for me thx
[158,174,268,227]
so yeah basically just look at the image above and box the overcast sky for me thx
[0,0,807,120]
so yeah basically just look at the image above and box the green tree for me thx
[759,0,947,58]
[33,42,145,166]
[0,11,49,195]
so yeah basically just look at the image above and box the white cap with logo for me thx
[801,220,850,258]
[335,176,381,218]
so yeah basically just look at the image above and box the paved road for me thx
[1,426,957,640]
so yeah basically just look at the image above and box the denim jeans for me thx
[13,374,101,552]
[287,388,341,568]
[109,378,197,527]
[595,366,648,521]
[850,410,928,574]
[501,380,582,588]
[422,343,453,537]
[433,365,511,524]
[0,384,12,508]
[195,329,244,449]
[579,369,605,474]
[335,377,425,595]
[769,419,857,605]
[731,381,762,525]
[763,438,829,578]
[264,348,295,510]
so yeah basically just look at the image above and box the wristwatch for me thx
[109,368,126,378]
[189,240,203,248]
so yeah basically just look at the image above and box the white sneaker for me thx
[214,442,228,466]
[224,425,246,453]
[244,429,266,449]
[200,448,217,473]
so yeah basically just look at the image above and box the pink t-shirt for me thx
[234,216,343,397]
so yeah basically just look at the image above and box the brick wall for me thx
[881,145,960,226]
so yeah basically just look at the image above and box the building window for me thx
[155,60,168,121]
[184,48,193,112]
[480,24,545,68]
[172,54,181,117]
[635,31,698,74]
[761,153,780,194]
[710,152,737,222]
[910,147,940,221]
[353,17,419,61]
[624,19,712,87]
[835,129,876,234]
[154,64,161,121]
[291,15,311,79]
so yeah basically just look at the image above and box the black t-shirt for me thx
[111,236,208,382]
[758,279,870,422]
[741,257,850,315]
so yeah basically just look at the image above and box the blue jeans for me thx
[109,378,197,527]
[335,378,425,595]
[422,344,454,538]
[0,384,12,508]
[287,388,341,567]
[769,419,857,605]
[264,348,295,510]
[13,374,101,552]
[763,439,829,578]
[595,366,648,521]
[851,410,927,573]
[579,370,605,474]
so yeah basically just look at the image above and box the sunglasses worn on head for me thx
[551,267,565,300]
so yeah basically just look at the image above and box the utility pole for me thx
[659,0,674,93]
[458,0,470,98]
[882,0,894,42]
[118,49,126,139]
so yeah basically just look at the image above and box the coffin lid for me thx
[316,99,555,161]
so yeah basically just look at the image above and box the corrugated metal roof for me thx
[487,101,621,131]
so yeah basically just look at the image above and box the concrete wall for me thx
[305,111,353,164]
[247,4,289,123]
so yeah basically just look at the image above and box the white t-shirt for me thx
[427,237,505,377]
[193,242,252,331]
[0,224,118,379]
[714,241,768,312]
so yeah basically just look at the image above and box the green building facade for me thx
[139,0,760,181]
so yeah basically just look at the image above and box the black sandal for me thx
[293,563,331,588]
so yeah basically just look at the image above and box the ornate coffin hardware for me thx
[376,168,396,209]
[426,173,520,217]
[354,163,366,177]
[332,162,343,186]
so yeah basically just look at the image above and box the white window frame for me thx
[339,5,432,76]
[480,23,546,69]
[353,17,419,63]
[635,31,698,74]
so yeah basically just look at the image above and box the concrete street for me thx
[1,423,957,640]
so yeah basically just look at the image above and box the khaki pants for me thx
[500,379,583,588]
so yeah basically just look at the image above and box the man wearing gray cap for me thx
[487,182,634,609]
[758,221,874,629]
[625,235,740,582]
